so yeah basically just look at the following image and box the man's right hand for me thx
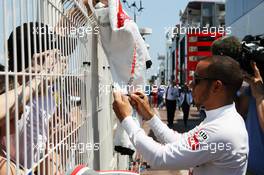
[244,62,264,102]
[130,92,154,121]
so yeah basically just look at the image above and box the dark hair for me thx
[0,65,4,94]
[0,64,15,94]
[8,22,54,72]
[212,35,264,79]
[211,36,241,60]
[8,22,77,72]
[0,64,4,71]
[202,55,243,99]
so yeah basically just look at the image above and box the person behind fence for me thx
[112,55,248,175]
[212,36,264,175]
[0,53,52,175]
[165,80,179,128]
[0,21,70,174]
[0,50,65,173]
[0,66,30,175]
[179,84,193,129]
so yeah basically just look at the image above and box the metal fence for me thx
[0,0,129,174]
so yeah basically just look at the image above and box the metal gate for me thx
[0,0,129,174]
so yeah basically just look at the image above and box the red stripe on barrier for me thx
[71,165,86,175]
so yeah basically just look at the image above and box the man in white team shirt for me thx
[113,55,249,175]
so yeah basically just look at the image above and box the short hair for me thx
[8,22,54,72]
[211,36,241,60]
[0,64,15,94]
[212,36,264,79]
[8,22,76,72]
[202,55,243,99]
[0,64,4,71]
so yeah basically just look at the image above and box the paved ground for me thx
[141,106,203,175]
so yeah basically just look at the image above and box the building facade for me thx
[226,0,264,39]
[165,0,226,85]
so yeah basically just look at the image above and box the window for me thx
[189,46,198,52]
[198,46,211,52]
[198,36,215,42]
[189,36,198,42]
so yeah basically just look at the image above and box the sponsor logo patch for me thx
[187,129,209,150]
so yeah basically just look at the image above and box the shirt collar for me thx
[204,103,235,123]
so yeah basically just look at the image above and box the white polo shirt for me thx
[121,103,249,175]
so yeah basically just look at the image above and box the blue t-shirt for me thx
[245,89,264,175]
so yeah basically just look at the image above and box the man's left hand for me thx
[113,92,132,122]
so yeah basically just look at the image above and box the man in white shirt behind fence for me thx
[112,55,249,175]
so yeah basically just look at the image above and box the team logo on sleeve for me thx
[187,129,209,150]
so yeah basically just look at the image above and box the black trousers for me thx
[182,103,190,127]
[166,99,176,127]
